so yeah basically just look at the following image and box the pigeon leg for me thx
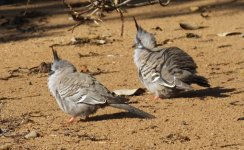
[154,96,159,100]
[67,117,75,123]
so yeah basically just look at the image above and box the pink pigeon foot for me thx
[67,117,75,123]
[154,96,160,100]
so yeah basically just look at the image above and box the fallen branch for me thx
[118,8,124,37]
[62,0,170,36]
[126,0,169,7]
[23,0,31,16]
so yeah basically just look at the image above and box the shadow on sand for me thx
[177,86,236,99]
[82,112,147,122]
[81,86,237,121]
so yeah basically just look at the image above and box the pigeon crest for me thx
[50,49,77,75]
[133,17,157,49]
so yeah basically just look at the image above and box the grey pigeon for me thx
[48,49,155,123]
[132,17,210,98]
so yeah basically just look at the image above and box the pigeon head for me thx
[133,17,157,49]
[49,49,77,75]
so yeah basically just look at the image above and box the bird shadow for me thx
[176,86,236,99]
[82,112,145,122]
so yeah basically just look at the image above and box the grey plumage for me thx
[133,17,210,98]
[48,49,155,121]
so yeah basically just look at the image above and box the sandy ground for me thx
[0,0,244,149]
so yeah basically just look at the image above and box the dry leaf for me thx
[152,26,162,31]
[179,22,206,30]
[77,52,99,58]
[217,32,242,37]
[113,88,146,96]
[163,39,173,44]
[70,37,90,45]
[186,33,201,38]
[70,36,112,45]
[201,12,210,18]
[217,44,232,48]
[190,6,199,12]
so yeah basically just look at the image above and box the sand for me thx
[0,0,243,149]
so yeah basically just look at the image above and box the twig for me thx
[28,111,45,117]
[61,0,170,35]
[127,0,170,7]
[114,0,132,8]
[118,8,124,37]
[126,0,157,7]
[68,22,83,32]
[0,97,21,100]
[110,0,125,37]
[25,94,41,98]
[90,8,99,16]
[23,0,31,16]
[80,5,96,15]
[0,74,20,81]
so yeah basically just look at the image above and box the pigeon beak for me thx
[133,16,139,31]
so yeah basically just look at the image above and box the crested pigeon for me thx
[132,17,210,98]
[48,49,155,123]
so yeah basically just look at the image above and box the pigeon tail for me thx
[192,75,210,87]
[110,104,155,119]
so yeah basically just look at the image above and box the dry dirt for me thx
[0,0,244,149]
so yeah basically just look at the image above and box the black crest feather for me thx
[133,16,140,31]
[51,47,60,62]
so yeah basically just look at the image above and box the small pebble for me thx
[190,6,199,12]
[96,39,106,45]
[25,131,38,139]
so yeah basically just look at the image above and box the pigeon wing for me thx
[57,73,109,105]
[154,47,197,89]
